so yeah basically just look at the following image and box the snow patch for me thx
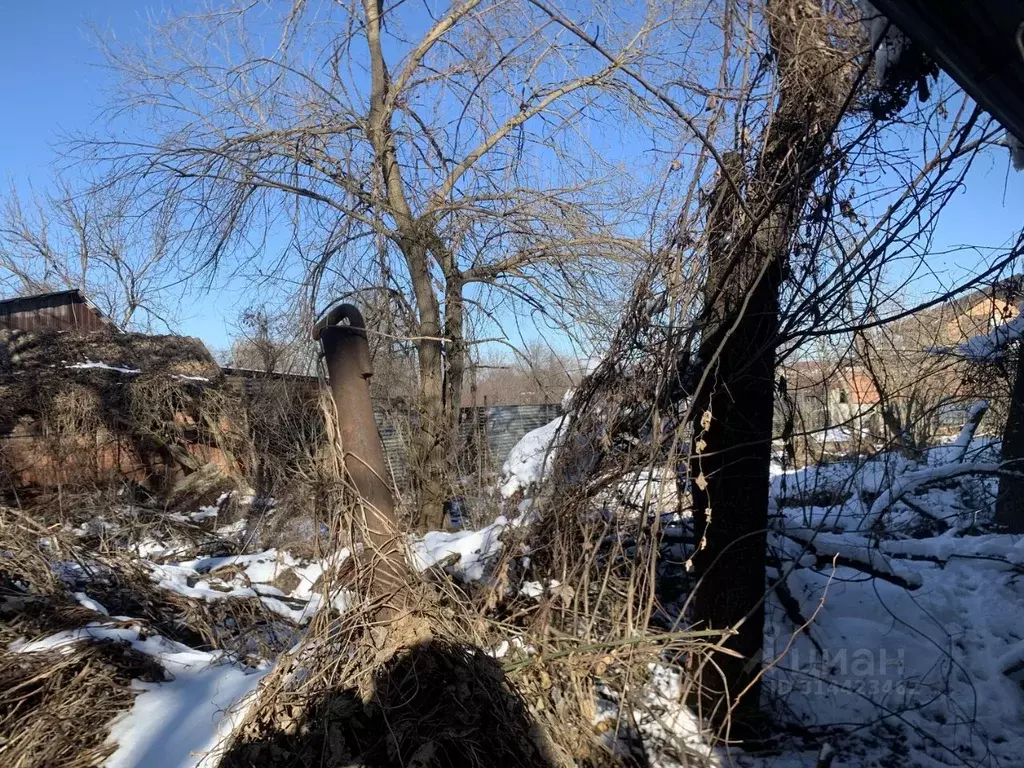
[65,360,142,375]
[1006,131,1024,171]
[74,591,109,615]
[411,509,535,581]
[412,519,508,581]
[499,415,565,498]
[191,506,220,522]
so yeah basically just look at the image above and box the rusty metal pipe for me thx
[315,304,407,593]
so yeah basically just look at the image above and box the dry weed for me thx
[0,640,164,768]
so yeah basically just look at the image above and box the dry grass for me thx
[0,640,166,768]
[0,496,311,766]
[0,332,726,768]
[0,460,725,768]
[0,401,729,768]
[215,460,723,768]
[0,511,169,766]
[222,585,721,767]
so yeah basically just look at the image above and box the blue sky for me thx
[2,1,1023,354]
[0,1,249,350]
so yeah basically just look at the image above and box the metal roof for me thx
[0,288,88,307]
[870,0,1024,144]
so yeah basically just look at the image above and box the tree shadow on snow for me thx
[222,639,556,768]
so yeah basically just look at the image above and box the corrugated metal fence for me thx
[375,403,562,491]
[473,403,562,469]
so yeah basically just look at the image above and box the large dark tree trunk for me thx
[686,0,851,729]
[997,346,1024,531]
[689,153,777,726]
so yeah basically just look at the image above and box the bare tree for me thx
[474,342,576,405]
[527,0,1024,734]
[0,180,177,330]
[228,305,318,375]
[81,0,660,528]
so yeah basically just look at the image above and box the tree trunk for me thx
[362,0,449,532]
[407,240,448,532]
[686,0,850,729]
[997,346,1024,531]
[444,276,466,454]
[689,153,775,727]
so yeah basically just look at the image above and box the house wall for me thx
[0,422,232,492]
[943,297,1019,344]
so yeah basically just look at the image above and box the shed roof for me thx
[0,289,88,308]
[0,328,218,378]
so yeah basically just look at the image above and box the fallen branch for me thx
[783,528,923,590]
[879,537,1024,570]
[949,400,988,463]
[865,461,1004,529]
[771,575,826,655]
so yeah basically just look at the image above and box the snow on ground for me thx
[145,546,352,626]
[634,664,720,767]
[106,655,266,768]
[412,521,508,580]
[753,437,1024,767]
[820,427,851,444]
[411,503,535,580]
[489,404,1024,764]
[14,624,269,768]
[770,438,1001,531]
[613,467,681,516]
[9,517,362,768]
[499,415,681,519]
[19,505,534,768]
[14,430,1024,768]
[492,418,1024,765]
[762,545,1024,766]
